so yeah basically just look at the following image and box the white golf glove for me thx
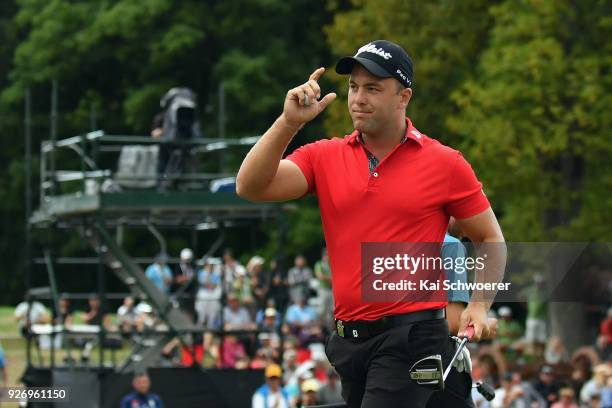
[450,336,472,374]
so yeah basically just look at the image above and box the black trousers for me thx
[325,318,474,408]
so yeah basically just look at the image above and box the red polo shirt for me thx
[286,118,490,321]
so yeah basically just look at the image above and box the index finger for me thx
[309,67,326,82]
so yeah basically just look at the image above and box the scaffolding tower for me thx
[26,128,288,374]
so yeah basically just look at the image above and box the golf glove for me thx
[451,336,472,374]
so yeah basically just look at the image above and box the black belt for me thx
[334,308,445,339]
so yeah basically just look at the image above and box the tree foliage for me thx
[447,0,612,242]
[0,0,609,322]
[0,0,334,303]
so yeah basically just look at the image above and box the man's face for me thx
[133,375,151,394]
[348,65,411,136]
[267,377,281,391]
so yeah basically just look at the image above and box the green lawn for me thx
[1,306,132,408]
[1,306,25,408]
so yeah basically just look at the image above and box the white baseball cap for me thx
[498,306,512,317]
[180,248,194,260]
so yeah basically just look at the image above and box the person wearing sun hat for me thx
[252,363,290,408]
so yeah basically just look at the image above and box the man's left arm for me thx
[455,207,507,341]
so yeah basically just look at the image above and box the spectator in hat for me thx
[533,365,561,407]
[318,369,343,405]
[145,252,173,294]
[174,248,197,311]
[175,248,195,287]
[134,300,157,330]
[299,378,320,407]
[252,363,290,408]
[258,306,281,334]
[496,306,522,350]
[223,294,255,331]
[231,266,255,312]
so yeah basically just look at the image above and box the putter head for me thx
[409,354,444,391]
[474,381,496,401]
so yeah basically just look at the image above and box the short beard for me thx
[352,116,379,135]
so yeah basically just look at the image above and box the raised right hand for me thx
[282,67,336,128]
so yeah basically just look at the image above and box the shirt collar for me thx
[345,117,424,147]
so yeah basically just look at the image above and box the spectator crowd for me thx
[12,245,612,408]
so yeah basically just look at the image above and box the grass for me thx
[1,306,25,408]
[0,306,133,408]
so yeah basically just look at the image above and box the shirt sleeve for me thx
[285,141,325,195]
[445,152,490,219]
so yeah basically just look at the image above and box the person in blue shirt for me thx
[145,252,173,294]
[0,341,7,387]
[284,297,318,328]
[442,233,470,333]
[426,233,499,408]
[119,372,164,408]
[442,233,498,337]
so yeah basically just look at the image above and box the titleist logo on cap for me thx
[355,43,392,60]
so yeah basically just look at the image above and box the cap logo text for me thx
[356,43,392,60]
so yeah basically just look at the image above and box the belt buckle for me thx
[336,320,345,337]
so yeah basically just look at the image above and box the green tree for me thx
[324,0,497,143]
[447,0,612,350]
[0,0,334,303]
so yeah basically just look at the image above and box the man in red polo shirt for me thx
[237,40,506,407]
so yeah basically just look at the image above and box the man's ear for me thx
[399,87,412,110]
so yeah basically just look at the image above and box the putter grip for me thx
[465,326,475,340]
